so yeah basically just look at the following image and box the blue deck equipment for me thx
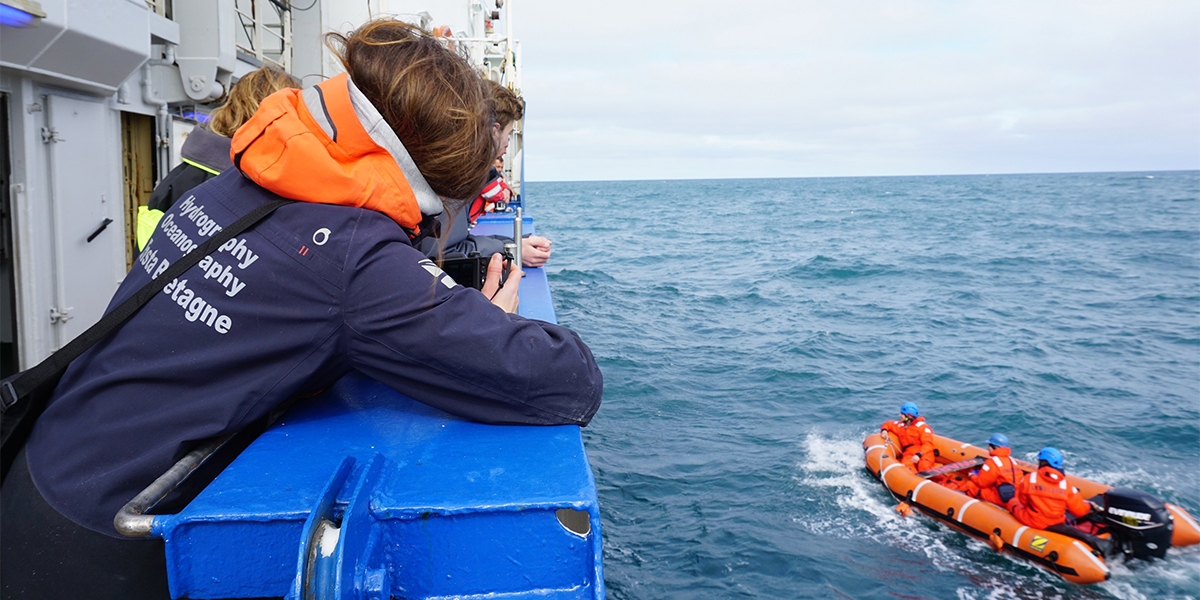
[136,213,603,599]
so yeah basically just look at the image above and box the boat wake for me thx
[791,432,1200,600]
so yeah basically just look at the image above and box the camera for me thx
[439,249,514,290]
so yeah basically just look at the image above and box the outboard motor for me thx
[1102,488,1173,560]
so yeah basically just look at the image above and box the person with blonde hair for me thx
[3,20,601,599]
[136,66,300,249]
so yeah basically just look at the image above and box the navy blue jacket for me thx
[25,171,602,536]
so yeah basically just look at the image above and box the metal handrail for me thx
[114,434,233,537]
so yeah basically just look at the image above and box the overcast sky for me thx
[509,0,1200,181]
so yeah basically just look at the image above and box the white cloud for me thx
[511,0,1200,180]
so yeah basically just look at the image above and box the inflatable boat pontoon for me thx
[863,432,1200,584]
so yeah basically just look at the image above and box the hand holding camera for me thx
[482,252,523,313]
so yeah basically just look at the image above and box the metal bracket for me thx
[288,457,355,600]
[188,75,207,93]
[49,306,73,324]
[40,126,63,143]
[288,454,389,600]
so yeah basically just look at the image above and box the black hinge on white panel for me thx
[41,127,63,143]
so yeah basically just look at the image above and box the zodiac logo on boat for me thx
[1030,535,1049,553]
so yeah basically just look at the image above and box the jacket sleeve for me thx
[416,206,511,260]
[1067,487,1092,518]
[343,238,602,426]
[973,457,1003,487]
[425,234,511,261]
[466,234,511,257]
[881,421,898,436]
[916,424,934,457]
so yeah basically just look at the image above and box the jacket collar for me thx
[180,125,233,174]
[1038,465,1064,480]
[302,76,443,216]
[231,73,444,233]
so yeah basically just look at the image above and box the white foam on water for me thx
[1072,465,1156,490]
[1072,466,1199,508]
[1097,546,1200,600]
[1096,581,1149,600]
[955,586,1064,600]
[792,432,1014,576]
[605,539,645,567]
[791,432,1200,600]
[791,431,905,537]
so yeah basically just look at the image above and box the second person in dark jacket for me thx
[137,66,300,249]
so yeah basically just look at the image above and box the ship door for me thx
[42,93,126,347]
[121,112,156,269]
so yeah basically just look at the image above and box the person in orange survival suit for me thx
[880,402,935,473]
[952,433,1022,505]
[1006,447,1096,530]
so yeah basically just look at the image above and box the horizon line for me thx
[526,168,1200,185]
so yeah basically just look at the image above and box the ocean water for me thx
[525,171,1200,600]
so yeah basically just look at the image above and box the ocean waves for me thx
[530,171,1199,599]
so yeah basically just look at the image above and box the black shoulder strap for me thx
[0,198,291,410]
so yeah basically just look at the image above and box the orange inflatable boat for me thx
[863,432,1200,584]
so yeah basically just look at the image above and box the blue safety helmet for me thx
[987,433,1010,448]
[1037,447,1064,470]
[900,402,919,418]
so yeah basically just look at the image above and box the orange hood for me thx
[230,73,443,232]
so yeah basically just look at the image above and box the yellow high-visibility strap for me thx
[181,157,221,176]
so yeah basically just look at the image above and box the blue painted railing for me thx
[151,213,603,600]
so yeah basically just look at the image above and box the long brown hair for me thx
[208,66,300,137]
[326,20,496,208]
[487,80,523,128]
